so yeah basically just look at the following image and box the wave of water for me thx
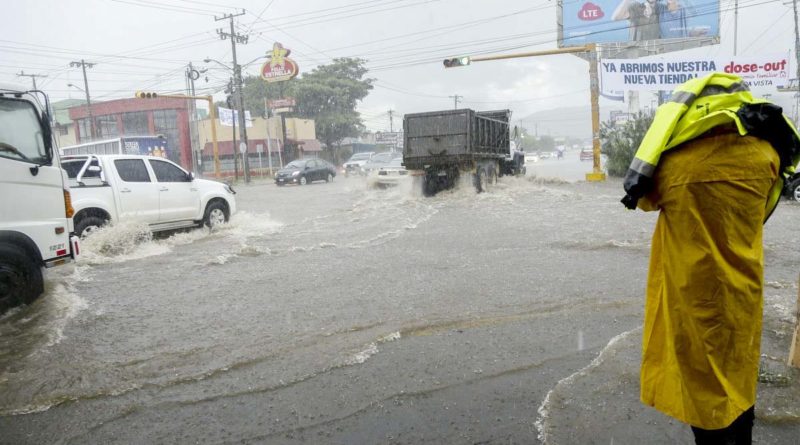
[78,211,283,266]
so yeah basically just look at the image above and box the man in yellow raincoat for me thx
[623,73,800,444]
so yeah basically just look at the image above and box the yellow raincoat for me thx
[637,132,779,430]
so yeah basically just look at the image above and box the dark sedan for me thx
[275,159,336,186]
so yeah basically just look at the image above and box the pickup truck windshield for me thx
[0,98,48,164]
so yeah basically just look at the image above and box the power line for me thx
[247,0,437,33]
[364,0,781,72]
[108,0,217,16]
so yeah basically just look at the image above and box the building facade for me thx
[196,116,320,176]
[68,97,191,169]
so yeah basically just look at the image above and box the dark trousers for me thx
[691,406,755,445]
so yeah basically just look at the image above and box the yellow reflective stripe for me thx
[697,82,750,98]
[669,91,695,105]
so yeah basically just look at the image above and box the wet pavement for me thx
[1,158,798,444]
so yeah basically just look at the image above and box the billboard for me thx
[559,0,720,47]
[600,54,791,91]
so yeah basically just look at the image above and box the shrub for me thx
[601,111,654,177]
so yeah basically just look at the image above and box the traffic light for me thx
[443,56,471,68]
[134,91,158,99]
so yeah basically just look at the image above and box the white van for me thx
[0,83,79,314]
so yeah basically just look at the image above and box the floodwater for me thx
[1,158,798,444]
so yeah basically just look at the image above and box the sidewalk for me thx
[538,297,800,444]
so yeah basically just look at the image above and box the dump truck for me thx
[0,83,80,314]
[402,109,524,196]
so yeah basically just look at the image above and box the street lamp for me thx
[203,57,232,71]
[66,83,84,92]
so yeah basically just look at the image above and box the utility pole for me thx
[216,10,251,183]
[388,109,394,132]
[225,78,239,182]
[449,94,462,110]
[16,71,47,90]
[70,59,96,139]
[793,0,800,126]
[186,62,206,176]
[734,0,739,56]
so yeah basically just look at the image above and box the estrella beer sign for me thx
[261,42,299,83]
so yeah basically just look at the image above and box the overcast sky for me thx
[2,0,796,132]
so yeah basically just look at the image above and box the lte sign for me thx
[578,2,604,21]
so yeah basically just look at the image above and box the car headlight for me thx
[224,184,236,194]
[292,171,300,176]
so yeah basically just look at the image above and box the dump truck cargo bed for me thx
[403,109,510,170]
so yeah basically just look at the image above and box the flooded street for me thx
[2,162,799,444]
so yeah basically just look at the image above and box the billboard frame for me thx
[557,0,721,56]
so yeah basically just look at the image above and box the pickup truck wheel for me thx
[791,180,800,202]
[0,244,43,314]
[76,216,107,238]
[300,176,308,185]
[326,173,333,183]
[204,202,228,228]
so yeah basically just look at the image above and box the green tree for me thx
[288,58,373,162]
[241,75,293,118]
[600,111,654,177]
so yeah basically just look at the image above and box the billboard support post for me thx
[459,44,606,182]
[586,43,606,182]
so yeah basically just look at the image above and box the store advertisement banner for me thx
[218,107,253,128]
[600,54,791,91]
[559,0,720,46]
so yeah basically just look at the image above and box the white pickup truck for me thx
[61,154,237,236]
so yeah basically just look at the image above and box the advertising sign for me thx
[218,107,253,127]
[610,110,632,123]
[600,54,791,91]
[261,42,300,83]
[559,0,720,47]
[375,132,400,144]
[268,97,296,108]
[122,136,169,158]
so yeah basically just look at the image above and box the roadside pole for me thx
[207,96,220,178]
[790,273,800,368]
[447,45,606,181]
[257,144,264,178]
[264,97,274,175]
